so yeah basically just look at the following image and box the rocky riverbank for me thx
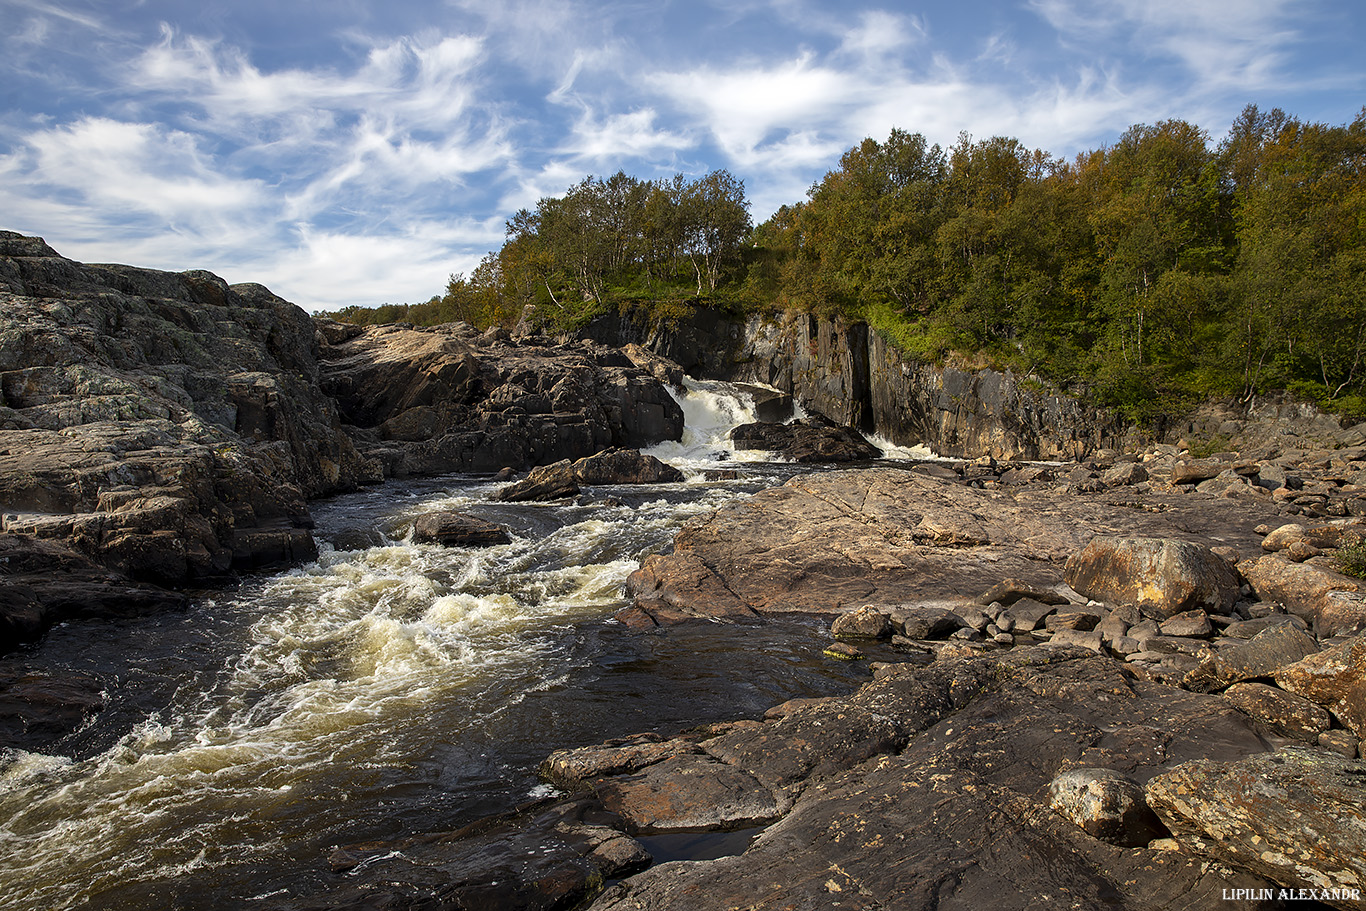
[295,446,1366,910]
[0,232,682,651]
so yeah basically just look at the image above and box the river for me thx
[0,381,929,910]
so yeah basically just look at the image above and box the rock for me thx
[1171,458,1225,484]
[1239,555,1366,637]
[1064,537,1241,620]
[1273,635,1366,738]
[1146,747,1366,908]
[1158,609,1212,638]
[729,417,880,463]
[1182,623,1321,693]
[1046,628,1104,652]
[495,460,581,502]
[1045,610,1100,631]
[829,605,891,640]
[0,668,106,752]
[821,641,864,660]
[976,579,1071,607]
[305,798,651,910]
[411,512,511,547]
[1221,682,1333,741]
[568,448,685,485]
[1222,614,1308,639]
[1003,597,1060,632]
[588,649,1281,911]
[1102,462,1148,487]
[1318,730,1360,759]
[888,606,966,640]
[1047,767,1168,847]
[591,754,783,832]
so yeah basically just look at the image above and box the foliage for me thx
[328,106,1366,427]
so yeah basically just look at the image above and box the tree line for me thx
[325,104,1366,423]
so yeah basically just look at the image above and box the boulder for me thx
[1239,555,1366,637]
[495,461,581,502]
[729,418,879,463]
[1273,635,1366,738]
[1147,747,1366,909]
[1064,537,1241,619]
[1047,767,1168,847]
[1221,682,1333,741]
[569,448,684,485]
[1158,609,1212,638]
[975,579,1071,607]
[1182,623,1320,693]
[830,605,892,640]
[411,512,511,547]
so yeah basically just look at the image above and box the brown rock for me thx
[1221,682,1333,741]
[1158,609,1212,638]
[1274,635,1366,738]
[976,578,1071,606]
[1065,537,1240,619]
[1183,623,1321,693]
[591,754,782,833]
[1239,554,1366,637]
[1147,748,1366,909]
[411,511,511,547]
[1048,767,1168,847]
[830,605,892,640]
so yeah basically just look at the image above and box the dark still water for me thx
[0,382,906,910]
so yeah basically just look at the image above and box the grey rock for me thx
[1221,682,1333,741]
[1048,767,1168,847]
[1183,624,1320,693]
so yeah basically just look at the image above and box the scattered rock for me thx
[1273,635,1366,738]
[1239,555,1366,637]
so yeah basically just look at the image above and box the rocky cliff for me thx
[0,233,682,650]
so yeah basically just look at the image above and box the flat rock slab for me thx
[1147,747,1366,909]
[591,754,782,833]
[625,469,1283,624]
[587,649,1285,911]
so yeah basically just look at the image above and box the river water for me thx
[0,381,929,910]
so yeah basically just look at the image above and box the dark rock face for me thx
[729,417,880,462]
[1147,747,1366,909]
[318,326,684,478]
[0,667,106,753]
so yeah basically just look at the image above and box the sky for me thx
[1,0,1362,312]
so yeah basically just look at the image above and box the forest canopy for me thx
[322,105,1366,423]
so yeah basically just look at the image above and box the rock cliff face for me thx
[0,233,682,649]
[582,309,1135,460]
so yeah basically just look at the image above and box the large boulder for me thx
[411,512,511,547]
[1238,555,1366,637]
[1064,537,1241,619]
[729,417,879,463]
[1147,747,1366,909]
[1273,635,1366,738]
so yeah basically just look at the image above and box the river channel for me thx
[0,381,928,909]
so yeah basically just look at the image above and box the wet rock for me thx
[1182,624,1320,693]
[1273,635,1366,738]
[729,417,879,463]
[568,449,684,485]
[830,605,891,640]
[591,754,783,832]
[307,798,650,911]
[1064,537,1241,619]
[1146,747,1366,909]
[0,668,106,752]
[1047,767,1168,847]
[540,735,702,790]
[821,641,864,660]
[411,512,511,547]
[495,461,582,502]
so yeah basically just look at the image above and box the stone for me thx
[1274,635,1366,738]
[568,448,685,485]
[1221,682,1333,741]
[822,641,864,660]
[1222,614,1309,639]
[829,605,892,640]
[729,417,880,463]
[1158,609,1212,638]
[1239,555,1366,637]
[1046,629,1104,652]
[494,460,581,501]
[1318,730,1360,759]
[1170,458,1225,484]
[1064,537,1241,619]
[976,578,1072,607]
[410,511,511,547]
[1182,623,1320,693]
[1045,610,1100,631]
[1147,747,1366,909]
[590,754,783,832]
[889,606,965,640]
[1101,462,1148,487]
[1003,597,1059,632]
[1047,767,1168,847]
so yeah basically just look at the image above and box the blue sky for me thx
[2,0,1362,312]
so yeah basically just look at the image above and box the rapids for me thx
[0,380,923,909]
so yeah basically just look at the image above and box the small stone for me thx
[1048,768,1168,847]
[1158,610,1212,638]
[1047,629,1104,652]
[1005,598,1059,632]
[1046,611,1100,632]
[823,641,864,661]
